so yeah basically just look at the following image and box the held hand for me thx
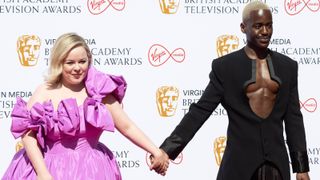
[149,149,169,176]
[296,172,310,180]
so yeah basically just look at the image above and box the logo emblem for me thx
[159,0,180,14]
[16,141,24,152]
[148,44,185,67]
[300,98,317,112]
[170,152,183,164]
[284,0,320,16]
[87,0,126,15]
[214,136,227,166]
[156,86,179,117]
[216,35,239,57]
[17,35,41,66]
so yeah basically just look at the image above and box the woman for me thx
[2,32,168,180]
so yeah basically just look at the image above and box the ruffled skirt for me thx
[2,142,121,180]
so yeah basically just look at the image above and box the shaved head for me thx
[242,1,270,22]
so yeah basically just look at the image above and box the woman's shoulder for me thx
[27,82,53,109]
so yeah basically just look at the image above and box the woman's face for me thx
[62,46,90,86]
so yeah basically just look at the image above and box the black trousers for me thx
[251,162,283,180]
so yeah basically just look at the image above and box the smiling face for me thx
[241,9,273,50]
[61,46,90,87]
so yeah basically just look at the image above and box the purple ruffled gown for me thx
[2,67,127,180]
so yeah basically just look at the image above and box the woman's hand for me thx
[149,148,170,176]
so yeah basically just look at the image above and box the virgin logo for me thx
[145,152,183,166]
[299,98,317,112]
[148,44,185,67]
[87,0,125,15]
[284,0,320,15]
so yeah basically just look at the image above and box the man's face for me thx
[242,9,273,50]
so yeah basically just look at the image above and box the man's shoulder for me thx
[219,48,243,60]
[270,49,296,65]
[211,48,244,67]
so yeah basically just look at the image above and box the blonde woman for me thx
[2,33,168,180]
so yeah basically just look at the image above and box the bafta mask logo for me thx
[156,86,179,117]
[216,35,239,57]
[17,35,41,66]
[159,0,180,14]
[15,141,24,152]
[214,136,227,166]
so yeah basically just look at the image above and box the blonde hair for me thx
[45,33,92,86]
[242,1,270,22]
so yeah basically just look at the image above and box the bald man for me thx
[151,1,310,180]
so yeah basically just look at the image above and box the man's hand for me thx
[296,172,310,180]
[149,149,169,176]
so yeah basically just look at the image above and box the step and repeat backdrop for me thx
[0,0,319,179]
